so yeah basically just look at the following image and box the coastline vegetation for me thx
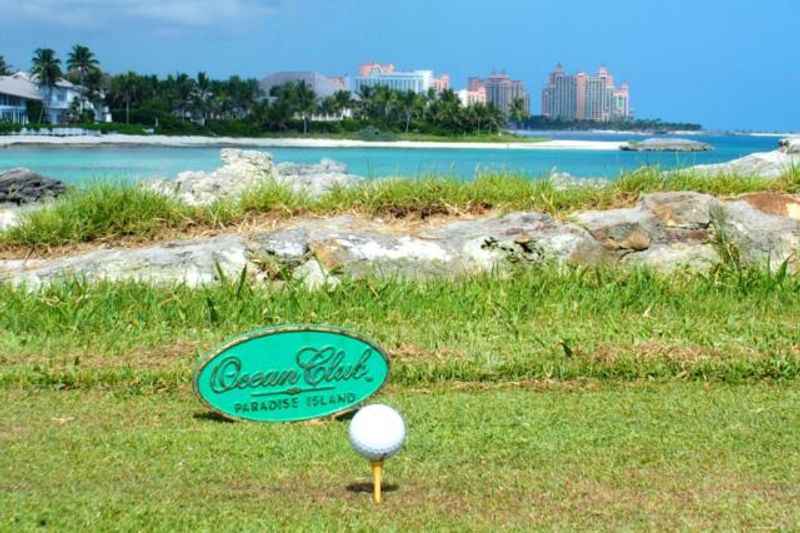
[4,45,694,142]
[1,167,796,250]
[521,115,703,133]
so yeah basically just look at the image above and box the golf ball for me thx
[348,404,406,461]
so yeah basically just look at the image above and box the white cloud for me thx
[0,0,281,28]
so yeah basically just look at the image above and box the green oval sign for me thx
[194,326,390,423]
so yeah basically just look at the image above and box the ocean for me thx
[0,133,780,185]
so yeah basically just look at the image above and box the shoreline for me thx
[0,134,626,151]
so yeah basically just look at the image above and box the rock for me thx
[573,192,720,270]
[147,149,362,206]
[425,212,611,270]
[245,212,611,282]
[688,149,799,179]
[147,149,278,206]
[0,235,251,289]
[622,243,721,272]
[275,158,362,196]
[574,207,652,251]
[622,138,712,152]
[8,189,800,288]
[0,168,67,205]
[716,193,800,270]
[779,137,800,154]
[0,208,20,231]
[548,169,609,190]
[292,258,340,290]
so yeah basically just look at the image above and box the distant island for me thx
[519,116,703,134]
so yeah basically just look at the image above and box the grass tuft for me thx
[0,166,795,249]
[2,264,799,391]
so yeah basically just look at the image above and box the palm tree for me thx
[67,45,100,114]
[396,91,419,133]
[31,48,63,123]
[293,81,316,134]
[111,72,140,124]
[174,73,195,121]
[192,72,212,124]
[332,90,354,117]
[0,56,12,76]
[509,97,529,129]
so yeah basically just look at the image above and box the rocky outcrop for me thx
[4,190,800,288]
[5,190,800,288]
[146,149,362,206]
[275,159,361,197]
[573,192,721,271]
[688,138,800,178]
[714,193,800,270]
[3,235,251,290]
[0,168,67,205]
[779,137,800,155]
[0,208,19,231]
[622,138,712,152]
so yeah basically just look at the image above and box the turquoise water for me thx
[0,133,779,185]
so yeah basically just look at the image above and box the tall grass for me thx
[2,264,799,390]
[1,166,797,248]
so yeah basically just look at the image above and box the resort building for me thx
[456,86,487,107]
[0,72,110,125]
[470,72,530,115]
[541,65,631,122]
[353,63,450,95]
[260,71,347,99]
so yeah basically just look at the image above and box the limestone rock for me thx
[779,137,800,155]
[0,208,19,231]
[0,167,67,205]
[622,138,712,152]
[689,149,799,179]
[622,244,721,272]
[147,149,277,206]
[716,193,800,270]
[147,149,362,206]
[0,235,250,289]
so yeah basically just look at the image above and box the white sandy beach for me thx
[0,134,626,151]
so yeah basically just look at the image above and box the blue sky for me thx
[1,0,797,131]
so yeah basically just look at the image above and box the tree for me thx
[396,91,419,133]
[0,56,12,76]
[292,81,316,134]
[509,97,529,129]
[67,44,100,115]
[31,48,63,123]
[332,90,354,116]
[192,72,212,124]
[111,72,140,124]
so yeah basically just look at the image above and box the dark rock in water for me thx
[0,168,67,205]
[621,138,712,152]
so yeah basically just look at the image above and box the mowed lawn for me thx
[2,266,800,530]
[2,384,799,531]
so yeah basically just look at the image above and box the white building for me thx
[456,87,487,107]
[0,72,110,125]
[352,65,436,94]
[260,71,348,99]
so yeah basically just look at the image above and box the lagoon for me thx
[0,133,778,184]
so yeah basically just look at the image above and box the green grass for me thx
[3,167,799,249]
[2,265,799,392]
[2,263,799,529]
[2,384,799,530]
